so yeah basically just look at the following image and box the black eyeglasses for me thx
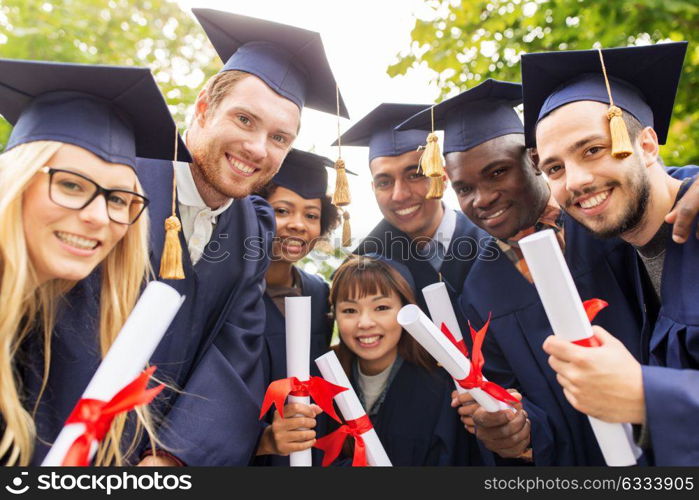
[41,167,149,225]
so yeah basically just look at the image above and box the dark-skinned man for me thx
[398,77,699,465]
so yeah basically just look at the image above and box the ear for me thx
[637,127,659,168]
[193,88,210,127]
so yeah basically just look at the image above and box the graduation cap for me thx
[0,58,190,167]
[396,79,523,154]
[334,103,430,161]
[192,8,348,117]
[272,148,357,200]
[521,42,688,152]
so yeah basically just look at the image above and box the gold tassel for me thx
[159,215,185,279]
[419,132,445,178]
[597,48,633,160]
[341,210,351,247]
[607,106,633,159]
[332,158,351,207]
[159,126,185,279]
[426,176,445,199]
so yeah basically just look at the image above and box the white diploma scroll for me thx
[285,296,313,467]
[397,304,509,413]
[422,283,509,411]
[315,351,392,466]
[42,281,185,466]
[519,229,641,466]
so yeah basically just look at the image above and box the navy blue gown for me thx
[458,167,698,466]
[344,360,482,466]
[642,173,699,465]
[355,210,481,327]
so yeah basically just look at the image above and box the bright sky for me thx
[178,0,463,241]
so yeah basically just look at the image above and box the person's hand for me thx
[137,454,179,466]
[543,325,645,424]
[451,388,522,435]
[256,403,322,456]
[451,390,477,434]
[472,395,530,459]
[665,175,699,243]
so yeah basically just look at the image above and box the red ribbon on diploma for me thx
[441,314,518,405]
[259,376,347,423]
[440,322,467,356]
[571,298,609,347]
[61,366,164,466]
[314,414,374,466]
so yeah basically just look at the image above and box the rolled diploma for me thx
[315,351,391,466]
[285,296,313,467]
[42,281,185,466]
[422,283,509,411]
[397,304,508,412]
[519,229,641,466]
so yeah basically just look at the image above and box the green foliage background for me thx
[0,0,219,150]
[388,0,699,166]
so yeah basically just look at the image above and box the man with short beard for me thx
[346,103,482,326]
[523,42,699,465]
[398,77,699,465]
[135,9,347,466]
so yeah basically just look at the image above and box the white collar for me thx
[431,205,457,250]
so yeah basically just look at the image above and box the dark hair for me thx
[622,112,644,143]
[254,182,341,237]
[329,255,435,373]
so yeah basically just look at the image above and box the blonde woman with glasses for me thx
[0,59,189,465]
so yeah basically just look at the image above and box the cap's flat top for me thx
[0,58,190,164]
[521,42,687,146]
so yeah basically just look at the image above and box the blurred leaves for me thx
[388,0,699,166]
[0,0,220,150]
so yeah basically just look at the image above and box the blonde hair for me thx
[0,140,155,465]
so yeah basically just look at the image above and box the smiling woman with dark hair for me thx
[252,149,341,464]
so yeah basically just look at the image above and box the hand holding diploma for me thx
[257,403,323,456]
[259,297,346,466]
[543,327,647,425]
[520,229,641,466]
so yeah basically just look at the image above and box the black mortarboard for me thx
[396,79,523,154]
[273,148,357,199]
[0,59,190,167]
[333,103,429,161]
[193,8,348,117]
[521,42,688,147]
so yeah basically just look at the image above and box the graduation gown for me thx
[642,172,699,465]
[135,158,274,466]
[458,167,698,466]
[257,267,333,466]
[459,217,647,465]
[19,272,103,465]
[349,361,482,466]
[355,210,481,324]
[21,158,274,465]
